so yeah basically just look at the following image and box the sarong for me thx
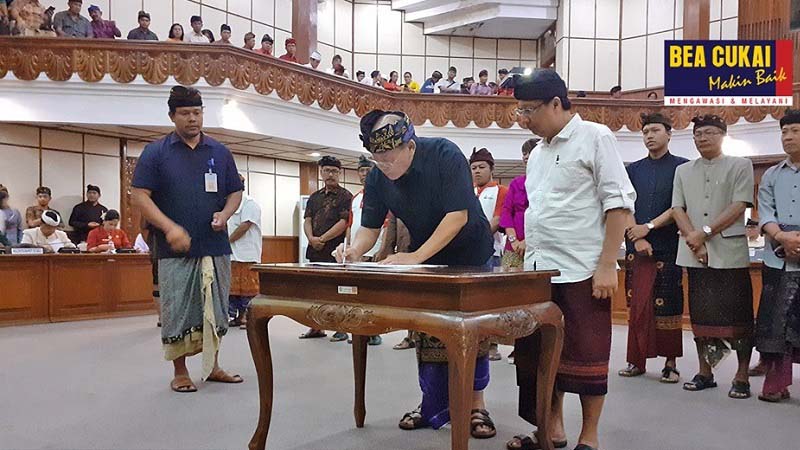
[624,253,683,369]
[159,255,231,380]
[756,267,800,395]
[229,261,260,297]
[515,278,611,426]
[687,268,753,368]
[418,357,491,429]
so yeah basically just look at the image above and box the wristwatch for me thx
[702,225,712,237]
[646,222,655,230]
[507,235,517,243]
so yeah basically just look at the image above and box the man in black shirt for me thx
[338,110,496,438]
[68,184,107,244]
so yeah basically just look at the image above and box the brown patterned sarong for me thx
[516,278,611,426]
[625,254,684,369]
[229,261,260,297]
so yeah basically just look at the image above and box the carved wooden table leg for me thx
[534,303,565,450]
[246,312,274,450]
[443,322,480,450]
[351,334,368,428]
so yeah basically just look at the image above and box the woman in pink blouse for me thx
[499,138,539,269]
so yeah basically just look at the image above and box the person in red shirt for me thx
[278,38,298,63]
[382,71,402,91]
[86,209,132,252]
[254,33,273,56]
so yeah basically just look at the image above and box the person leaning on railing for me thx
[9,0,54,36]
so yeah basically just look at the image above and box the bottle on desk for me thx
[108,238,115,254]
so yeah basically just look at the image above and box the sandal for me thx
[683,374,717,391]
[660,366,681,384]
[506,434,568,450]
[618,364,645,377]
[170,375,197,393]
[298,329,326,339]
[393,337,415,350]
[758,390,790,403]
[748,362,767,377]
[728,380,751,399]
[206,369,244,384]
[330,331,349,342]
[488,344,502,361]
[470,409,497,439]
[399,406,427,430]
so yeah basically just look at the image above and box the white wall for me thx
[0,124,301,237]
[556,0,737,92]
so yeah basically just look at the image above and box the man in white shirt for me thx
[507,70,635,450]
[303,51,322,70]
[435,66,460,93]
[187,15,209,43]
[21,210,76,253]
[227,174,263,328]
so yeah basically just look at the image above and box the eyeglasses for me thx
[321,168,340,175]
[516,102,547,117]
[693,130,722,138]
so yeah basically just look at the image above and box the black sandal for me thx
[729,380,751,399]
[298,329,326,339]
[683,374,717,391]
[660,366,681,384]
[399,406,426,430]
[393,337,415,350]
[470,409,496,439]
[506,434,568,450]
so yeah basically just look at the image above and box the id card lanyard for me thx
[205,157,218,192]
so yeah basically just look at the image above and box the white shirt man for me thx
[21,210,75,253]
[228,193,263,264]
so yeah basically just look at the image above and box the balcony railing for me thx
[0,37,796,131]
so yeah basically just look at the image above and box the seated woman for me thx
[86,209,131,252]
[20,210,75,253]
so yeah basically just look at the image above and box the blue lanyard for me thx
[207,158,215,174]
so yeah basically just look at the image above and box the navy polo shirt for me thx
[361,137,493,266]
[625,151,689,258]
[132,132,244,259]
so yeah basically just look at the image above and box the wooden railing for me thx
[0,37,795,131]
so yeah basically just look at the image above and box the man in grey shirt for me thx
[672,114,755,399]
[126,10,158,41]
[53,0,92,38]
[754,108,800,403]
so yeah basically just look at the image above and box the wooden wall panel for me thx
[262,236,299,263]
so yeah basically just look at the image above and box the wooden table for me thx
[0,253,154,326]
[247,264,564,450]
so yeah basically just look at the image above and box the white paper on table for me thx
[305,262,447,270]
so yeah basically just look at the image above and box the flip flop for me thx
[683,374,717,391]
[399,406,427,430]
[506,434,568,450]
[758,390,790,402]
[170,375,197,393]
[206,370,244,384]
[298,329,326,339]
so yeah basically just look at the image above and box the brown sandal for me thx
[206,369,244,383]
[170,375,197,393]
[470,409,497,439]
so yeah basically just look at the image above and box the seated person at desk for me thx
[337,110,496,439]
[21,210,76,253]
[86,209,131,252]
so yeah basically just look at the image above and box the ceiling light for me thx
[309,152,321,157]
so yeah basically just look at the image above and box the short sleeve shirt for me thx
[131,132,244,259]
[757,160,800,271]
[304,186,352,261]
[228,195,263,263]
[672,154,754,269]
[625,152,689,258]
[361,137,494,266]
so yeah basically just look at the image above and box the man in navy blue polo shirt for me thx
[132,86,245,394]
[337,110,497,439]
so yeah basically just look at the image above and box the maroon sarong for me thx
[515,278,611,426]
[625,254,684,369]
